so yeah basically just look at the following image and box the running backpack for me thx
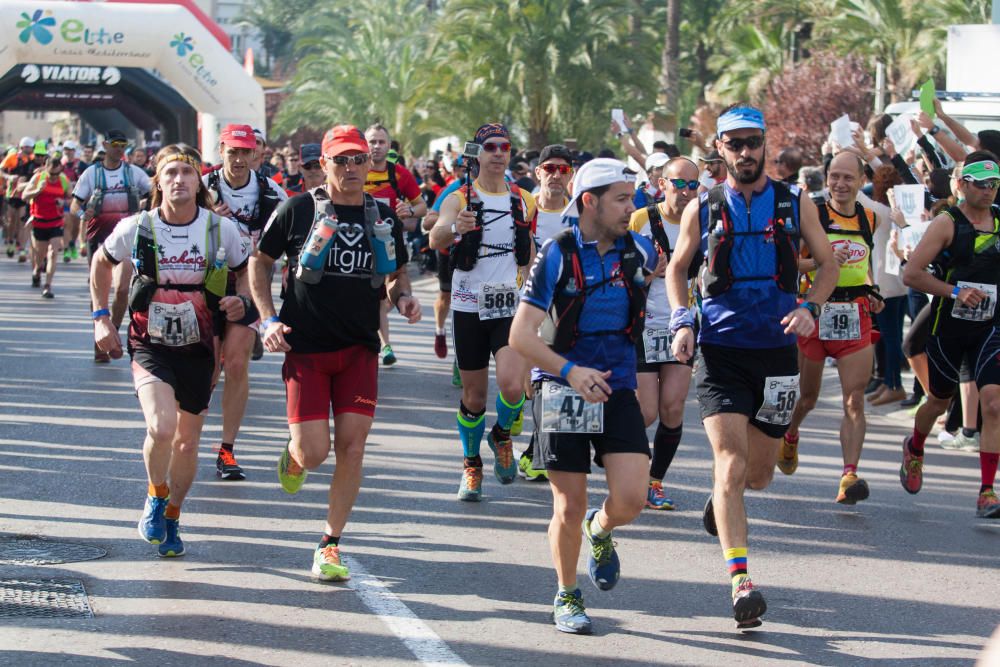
[450,183,532,272]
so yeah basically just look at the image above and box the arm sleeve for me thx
[257,197,296,260]
[102,215,138,263]
[522,238,562,310]
[917,136,943,170]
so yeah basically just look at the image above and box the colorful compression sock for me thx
[725,547,749,593]
[148,482,169,498]
[910,428,928,456]
[496,391,525,433]
[650,423,682,480]
[457,402,486,458]
[164,503,181,520]
[981,452,999,494]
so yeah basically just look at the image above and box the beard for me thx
[725,153,765,184]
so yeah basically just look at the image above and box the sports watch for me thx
[801,302,821,319]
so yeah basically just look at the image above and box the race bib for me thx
[951,282,997,322]
[755,375,799,426]
[819,302,861,340]
[147,301,200,347]
[478,282,519,320]
[642,327,675,363]
[540,381,604,434]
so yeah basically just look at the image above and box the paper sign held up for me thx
[893,184,925,225]
[829,114,853,149]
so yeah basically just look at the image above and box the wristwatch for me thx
[929,126,941,136]
[801,302,821,319]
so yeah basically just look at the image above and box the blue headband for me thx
[716,107,766,137]
[474,123,510,145]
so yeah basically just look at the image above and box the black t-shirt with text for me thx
[258,193,408,354]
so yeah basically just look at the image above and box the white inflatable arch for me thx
[1,0,265,159]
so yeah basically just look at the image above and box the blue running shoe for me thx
[486,424,517,484]
[552,588,592,634]
[582,508,619,591]
[157,518,185,558]
[138,495,168,545]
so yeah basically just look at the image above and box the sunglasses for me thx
[965,178,1000,191]
[481,141,511,153]
[721,135,765,152]
[327,153,370,166]
[540,163,572,175]
[668,178,699,191]
[302,161,323,171]
[108,140,128,148]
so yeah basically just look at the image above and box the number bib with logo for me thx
[478,282,519,320]
[819,302,861,340]
[540,381,604,434]
[642,327,675,363]
[147,301,200,347]
[754,374,799,425]
[951,282,997,322]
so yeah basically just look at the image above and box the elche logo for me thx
[21,64,121,86]
[16,9,125,46]
[830,238,868,262]
[170,32,218,88]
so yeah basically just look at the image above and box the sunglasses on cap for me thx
[668,178,699,191]
[107,140,128,148]
[539,163,572,175]
[302,161,323,171]
[481,141,511,153]
[720,135,765,152]
[964,177,1000,191]
[327,153,370,166]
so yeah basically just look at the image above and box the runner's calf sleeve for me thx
[650,423,682,480]
[457,402,486,458]
[496,391,525,432]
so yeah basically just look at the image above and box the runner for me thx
[91,143,250,557]
[2,137,36,262]
[900,151,1000,519]
[363,124,427,366]
[250,124,421,580]
[22,155,72,298]
[628,156,701,510]
[299,144,326,192]
[510,157,656,634]
[429,123,534,501]
[204,124,288,480]
[666,105,837,629]
[779,152,885,504]
[60,140,84,262]
[71,129,152,362]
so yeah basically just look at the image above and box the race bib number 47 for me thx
[540,381,604,434]
[755,374,799,426]
[147,300,200,347]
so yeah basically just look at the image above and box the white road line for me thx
[343,555,468,666]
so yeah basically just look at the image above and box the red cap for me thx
[321,124,369,157]
[219,124,256,150]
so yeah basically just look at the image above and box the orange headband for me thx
[158,153,201,171]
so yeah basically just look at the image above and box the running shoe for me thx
[381,344,397,366]
[138,495,168,544]
[645,480,676,510]
[835,473,869,505]
[312,544,350,581]
[62,248,71,263]
[4,242,13,258]
[953,431,980,452]
[552,588,592,635]
[899,435,923,495]
[511,408,524,436]
[976,489,1000,518]
[79,244,87,257]
[17,249,27,263]
[486,424,517,484]
[278,443,307,494]
[452,359,462,387]
[582,508,619,591]
[434,333,447,359]
[938,431,959,449]
[41,287,54,299]
[157,518,185,557]
[70,244,79,260]
[30,273,40,288]
[702,494,718,536]
[732,576,766,630]
[457,465,483,502]
[518,453,548,481]
[777,434,798,475]
[216,448,246,481]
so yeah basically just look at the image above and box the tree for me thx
[238,0,315,76]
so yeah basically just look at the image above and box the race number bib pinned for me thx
[540,381,604,434]
[951,282,997,322]
[819,302,861,340]
[642,327,675,363]
[478,282,519,320]
[147,301,200,347]
[755,375,799,426]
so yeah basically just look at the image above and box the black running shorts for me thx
[452,310,512,371]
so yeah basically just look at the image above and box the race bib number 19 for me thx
[147,301,200,347]
[754,374,799,426]
[951,282,997,322]
[818,302,861,340]
[478,282,519,320]
[540,381,604,434]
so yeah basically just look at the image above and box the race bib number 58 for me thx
[755,374,799,426]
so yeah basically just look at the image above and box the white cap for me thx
[19,136,34,148]
[562,158,637,217]
[644,152,670,172]
[63,140,78,151]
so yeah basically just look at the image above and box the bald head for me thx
[827,151,865,208]
[830,151,864,177]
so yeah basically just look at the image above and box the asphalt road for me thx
[0,253,997,666]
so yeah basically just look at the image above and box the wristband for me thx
[801,301,821,319]
[951,286,960,300]
[929,126,940,136]
[262,315,280,328]
[559,361,576,380]
[669,307,695,334]
[92,308,110,320]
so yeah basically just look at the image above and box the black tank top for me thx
[930,206,1000,337]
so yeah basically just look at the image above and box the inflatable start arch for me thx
[0,0,265,158]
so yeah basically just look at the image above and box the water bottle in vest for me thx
[214,247,226,270]
[372,219,397,275]
[296,218,338,285]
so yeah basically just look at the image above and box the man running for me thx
[667,105,836,629]
[900,152,1000,519]
[779,151,885,504]
[429,123,534,501]
[92,143,250,557]
[628,156,701,510]
[204,124,287,480]
[251,124,421,580]
[2,137,36,261]
[364,124,427,366]
[510,157,655,634]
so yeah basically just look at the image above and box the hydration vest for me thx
[645,203,700,280]
[817,201,874,251]
[932,204,1000,283]
[541,228,648,353]
[699,181,799,297]
[93,163,141,215]
[207,169,282,233]
[450,182,532,271]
